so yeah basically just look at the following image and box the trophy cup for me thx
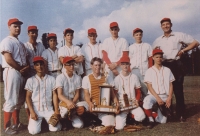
[92,72,117,113]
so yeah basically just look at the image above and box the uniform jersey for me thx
[129,42,152,75]
[144,66,175,95]
[58,45,83,75]
[25,74,56,111]
[114,72,141,100]
[55,72,81,100]
[81,42,102,71]
[24,42,45,70]
[42,48,62,71]
[152,32,194,60]
[0,36,27,68]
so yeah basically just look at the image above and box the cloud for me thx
[62,0,100,9]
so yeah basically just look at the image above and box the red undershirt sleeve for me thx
[102,50,112,65]
[148,56,153,68]
[135,88,141,101]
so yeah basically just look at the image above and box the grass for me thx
[0,76,200,136]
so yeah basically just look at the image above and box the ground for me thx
[0,76,200,136]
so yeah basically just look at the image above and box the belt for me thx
[163,59,176,62]
[50,70,61,73]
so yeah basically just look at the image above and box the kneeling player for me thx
[114,52,145,130]
[25,57,61,135]
[143,49,175,128]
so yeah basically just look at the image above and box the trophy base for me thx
[120,105,138,111]
[92,105,117,113]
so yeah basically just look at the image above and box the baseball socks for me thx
[11,109,26,131]
[144,109,155,129]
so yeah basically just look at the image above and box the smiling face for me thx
[161,21,172,33]
[91,60,101,75]
[9,23,21,37]
[28,30,38,41]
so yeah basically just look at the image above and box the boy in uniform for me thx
[42,33,62,78]
[25,56,61,135]
[143,49,175,128]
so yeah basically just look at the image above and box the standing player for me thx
[0,18,29,135]
[152,18,199,122]
[114,52,146,130]
[143,49,174,128]
[42,33,62,78]
[102,22,129,79]
[56,57,84,129]
[129,28,153,98]
[24,25,45,77]
[81,28,102,76]
[58,28,84,76]
[25,56,61,135]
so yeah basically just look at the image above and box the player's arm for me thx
[72,89,80,104]
[146,83,164,105]
[44,59,49,74]
[53,89,60,114]
[26,90,38,120]
[165,82,173,108]
[59,56,64,64]
[3,52,21,71]
[57,87,76,109]
[177,40,199,56]
[74,55,84,63]
[84,89,94,112]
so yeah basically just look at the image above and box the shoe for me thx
[5,127,18,135]
[146,122,154,129]
[180,116,186,122]
[11,123,26,131]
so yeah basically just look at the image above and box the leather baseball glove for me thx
[48,113,61,127]
[124,125,143,132]
[98,126,115,135]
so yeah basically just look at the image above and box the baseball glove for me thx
[76,106,85,116]
[98,126,115,135]
[48,113,61,127]
[124,125,143,132]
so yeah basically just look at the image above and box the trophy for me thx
[92,72,117,113]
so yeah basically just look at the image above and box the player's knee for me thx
[134,113,146,122]
[115,123,125,130]
[28,128,41,135]
[143,98,152,109]
[49,123,62,132]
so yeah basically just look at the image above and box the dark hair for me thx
[64,31,74,37]
[90,57,103,65]
[47,37,57,42]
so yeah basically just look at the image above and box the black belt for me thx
[163,59,177,62]
[50,70,61,73]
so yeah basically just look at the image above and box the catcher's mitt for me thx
[124,125,143,132]
[98,126,115,135]
[48,113,61,127]
[76,106,85,116]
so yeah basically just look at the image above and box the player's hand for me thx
[67,101,76,110]
[112,69,119,76]
[115,102,120,114]
[156,97,164,105]
[133,100,139,107]
[71,55,78,59]
[108,63,117,70]
[176,50,184,57]
[165,97,172,108]
[89,102,94,112]
[30,112,38,121]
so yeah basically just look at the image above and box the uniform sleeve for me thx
[180,33,195,45]
[122,39,129,51]
[0,39,13,54]
[101,39,109,52]
[51,77,56,91]
[128,45,133,59]
[80,45,85,57]
[134,75,141,89]
[55,75,64,89]
[24,78,33,92]
[98,43,103,59]
[76,46,83,56]
[169,69,175,82]
[114,77,119,90]
[58,47,65,58]
[76,75,82,89]
[152,38,159,49]
[147,44,153,57]
[144,69,152,84]
[41,50,48,60]
[82,76,89,90]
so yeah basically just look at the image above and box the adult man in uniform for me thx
[102,22,129,79]
[0,18,29,135]
[152,18,199,122]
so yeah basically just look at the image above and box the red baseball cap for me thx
[63,28,74,35]
[8,18,23,26]
[33,56,44,63]
[160,18,171,24]
[88,28,97,34]
[47,33,57,38]
[152,49,164,56]
[110,22,118,28]
[27,25,38,31]
[133,28,143,34]
[120,56,130,63]
[63,56,74,64]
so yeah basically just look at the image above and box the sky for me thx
[0,0,200,48]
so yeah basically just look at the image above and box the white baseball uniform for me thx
[0,36,27,112]
[81,73,115,127]
[42,48,62,78]
[129,42,152,98]
[24,42,45,77]
[81,42,102,75]
[56,72,84,128]
[102,37,128,79]
[58,45,83,75]
[143,66,175,123]
[114,72,145,130]
[25,74,61,134]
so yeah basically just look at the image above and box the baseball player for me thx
[114,52,146,130]
[25,56,61,135]
[143,49,175,128]
[81,28,102,76]
[82,57,117,128]
[58,28,84,76]
[102,22,129,79]
[56,56,84,130]
[24,25,45,77]
[0,18,29,135]
[129,28,153,98]
[42,33,62,78]
[152,18,199,122]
